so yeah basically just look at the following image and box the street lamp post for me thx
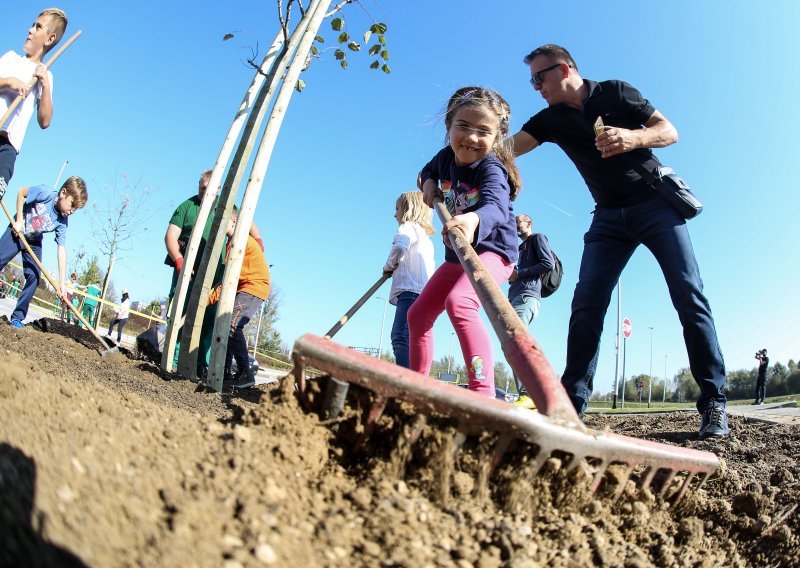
[648,326,654,408]
[53,159,68,189]
[252,302,264,357]
[448,331,455,374]
[375,296,389,359]
[253,264,273,357]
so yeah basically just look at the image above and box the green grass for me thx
[587,394,799,413]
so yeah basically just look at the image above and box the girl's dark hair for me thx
[444,87,522,200]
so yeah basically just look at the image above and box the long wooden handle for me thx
[1,30,82,129]
[0,198,111,351]
[323,273,390,340]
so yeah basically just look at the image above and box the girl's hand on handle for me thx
[11,219,23,235]
[421,179,442,208]
[442,212,480,249]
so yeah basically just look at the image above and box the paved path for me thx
[726,401,800,426]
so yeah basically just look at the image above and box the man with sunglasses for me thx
[511,44,729,439]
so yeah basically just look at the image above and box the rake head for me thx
[292,334,718,505]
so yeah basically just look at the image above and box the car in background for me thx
[495,388,519,403]
[231,354,259,377]
[456,383,519,403]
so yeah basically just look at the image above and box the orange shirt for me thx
[208,235,270,304]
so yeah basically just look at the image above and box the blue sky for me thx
[4,1,799,394]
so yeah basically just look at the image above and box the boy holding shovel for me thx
[0,176,87,328]
[0,8,69,196]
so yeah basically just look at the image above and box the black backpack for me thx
[537,236,563,298]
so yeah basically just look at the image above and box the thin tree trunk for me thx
[95,256,115,329]
[161,30,285,373]
[207,0,333,390]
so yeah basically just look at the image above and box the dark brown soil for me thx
[1,318,798,567]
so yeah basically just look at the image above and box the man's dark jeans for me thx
[561,196,727,415]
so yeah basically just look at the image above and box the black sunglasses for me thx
[529,63,564,86]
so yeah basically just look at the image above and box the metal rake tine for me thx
[590,461,609,493]
[452,430,467,456]
[354,395,388,449]
[490,433,515,469]
[672,472,695,505]
[406,414,428,445]
[640,466,658,493]
[611,464,634,505]
[657,469,677,498]
[529,449,550,476]
[694,470,712,492]
[365,396,388,426]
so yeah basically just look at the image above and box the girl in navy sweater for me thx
[411,87,521,396]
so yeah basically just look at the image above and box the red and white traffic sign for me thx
[622,317,632,339]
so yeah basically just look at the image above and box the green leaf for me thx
[363,30,372,44]
[378,35,386,46]
[223,33,234,41]
[370,23,388,34]
[314,35,325,43]
[369,60,380,70]
[310,46,319,56]
[347,42,360,52]
[334,49,345,61]
[381,50,389,61]
[295,79,305,92]
[338,32,349,44]
[331,17,344,31]
[368,44,381,56]
[381,63,391,74]
[340,59,348,70]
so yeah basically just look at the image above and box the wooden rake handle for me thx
[0,30,82,129]
[0,198,111,352]
[323,273,390,340]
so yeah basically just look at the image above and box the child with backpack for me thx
[383,191,435,368]
[410,87,521,397]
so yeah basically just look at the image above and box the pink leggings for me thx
[408,252,513,397]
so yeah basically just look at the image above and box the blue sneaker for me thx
[699,403,729,439]
[9,318,25,329]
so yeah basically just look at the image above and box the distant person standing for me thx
[753,349,769,405]
[10,275,20,298]
[383,191,435,368]
[80,280,101,328]
[60,272,83,322]
[507,214,554,409]
[106,289,130,343]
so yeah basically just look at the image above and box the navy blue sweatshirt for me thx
[508,233,554,300]
[419,147,517,265]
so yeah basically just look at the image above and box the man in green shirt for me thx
[163,169,263,376]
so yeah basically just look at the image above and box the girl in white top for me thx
[383,191,435,368]
[107,289,131,343]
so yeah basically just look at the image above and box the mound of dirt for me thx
[1,319,798,567]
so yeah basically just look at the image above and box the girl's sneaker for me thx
[9,318,25,329]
